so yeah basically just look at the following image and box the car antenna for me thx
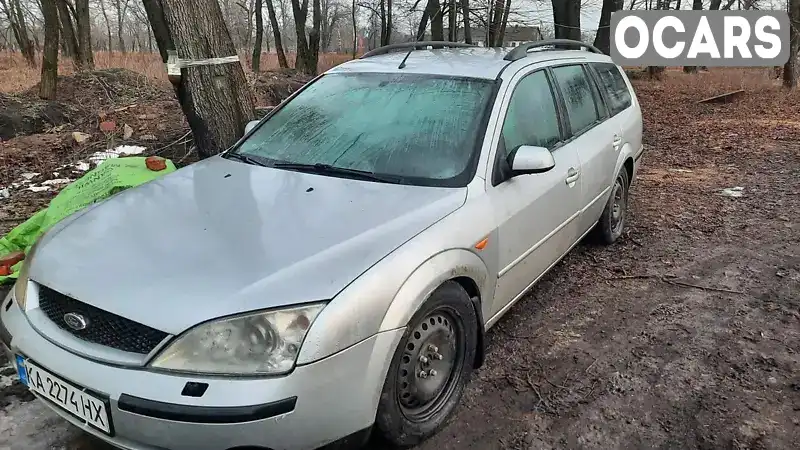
[398,48,414,69]
[398,29,428,69]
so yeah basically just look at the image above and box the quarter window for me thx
[551,65,600,135]
[593,63,632,116]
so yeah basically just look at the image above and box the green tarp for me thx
[0,156,176,284]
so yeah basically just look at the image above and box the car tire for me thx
[374,281,478,448]
[594,167,629,245]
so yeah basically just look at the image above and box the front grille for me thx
[38,284,168,355]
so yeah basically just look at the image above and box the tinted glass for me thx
[234,73,494,187]
[593,63,632,115]
[501,70,561,153]
[552,65,600,134]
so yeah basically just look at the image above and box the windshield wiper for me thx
[272,162,400,183]
[223,152,269,167]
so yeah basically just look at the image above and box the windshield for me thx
[233,72,496,187]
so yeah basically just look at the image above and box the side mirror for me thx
[244,120,260,135]
[508,145,555,176]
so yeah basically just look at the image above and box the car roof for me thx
[326,47,615,80]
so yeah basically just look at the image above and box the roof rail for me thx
[504,39,603,61]
[360,41,477,59]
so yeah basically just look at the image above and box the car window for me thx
[234,73,495,187]
[551,65,600,135]
[500,70,561,154]
[593,63,632,116]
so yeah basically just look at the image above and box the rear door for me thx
[550,64,617,235]
[590,62,641,166]
[486,68,583,317]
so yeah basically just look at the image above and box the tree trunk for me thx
[552,0,581,41]
[352,0,357,57]
[291,0,321,74]
[40,0,59,99]
[143,0,256,158]
[784,0,799,88]
[12,0,35,64]
[99,0,114,52]
[488,0,503,46]
[142,0,175,63]
[265,0,288,67]
[448,0,456,41]
[594,0,620,55]
[1,0,35,65]
[461,0,471,44]
[56,0,79,61]
[252,0,263,72]
[291,0,310,72]
[385,0,392,45]
[416,9,429,41]
[499,0,510,44]
[709,0,722,9]
[683,0,702,72]
[74,0,95,70]
[424,0,443,41]
[115,0,128,53]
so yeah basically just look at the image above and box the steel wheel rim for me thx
[396,307,465,423]
[610,177,625,235]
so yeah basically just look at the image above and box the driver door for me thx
[487,68,583,318]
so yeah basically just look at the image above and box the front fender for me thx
[296,248,490,365]
[379,249,488,331]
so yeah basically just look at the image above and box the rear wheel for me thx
[375,281,477,448]
[594,168,629,245]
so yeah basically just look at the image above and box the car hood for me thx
[30,156,466,334]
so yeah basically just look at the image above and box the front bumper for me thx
[1,290,403,450]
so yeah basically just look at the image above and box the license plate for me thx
[16,355,112,434]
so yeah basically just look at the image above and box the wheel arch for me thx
[379,250,490,369]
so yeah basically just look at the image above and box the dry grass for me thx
[0,50,354,93]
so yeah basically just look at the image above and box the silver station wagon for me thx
[1,39,643,450]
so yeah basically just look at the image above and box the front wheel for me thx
[594,168,629,245]
[374,281,478,448]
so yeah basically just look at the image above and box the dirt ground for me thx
[0,68,798,450]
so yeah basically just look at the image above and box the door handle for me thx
[613,134,622,151]
[565,167,580,185]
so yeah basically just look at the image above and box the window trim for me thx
[490,68,566,187]
[548,62,606,142]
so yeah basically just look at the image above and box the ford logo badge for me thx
[63,312,88,331]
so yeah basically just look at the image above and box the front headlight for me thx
[13,238,40,310]
[150,303,325,375]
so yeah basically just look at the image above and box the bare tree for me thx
[461,0,471,43]
[265,0,288,67]
[114,0,131,52]
[253,0,264,72]
[784,0,799,88]
[291,0,322,74]
[98,0,114,52]
[56,0,80,61]
[75,0,94,69]
[142,0,256,158]
[1,0,35,65]
[40,0,59,99]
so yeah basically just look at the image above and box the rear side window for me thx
[551,65,600,135]
[593,63,632,116]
